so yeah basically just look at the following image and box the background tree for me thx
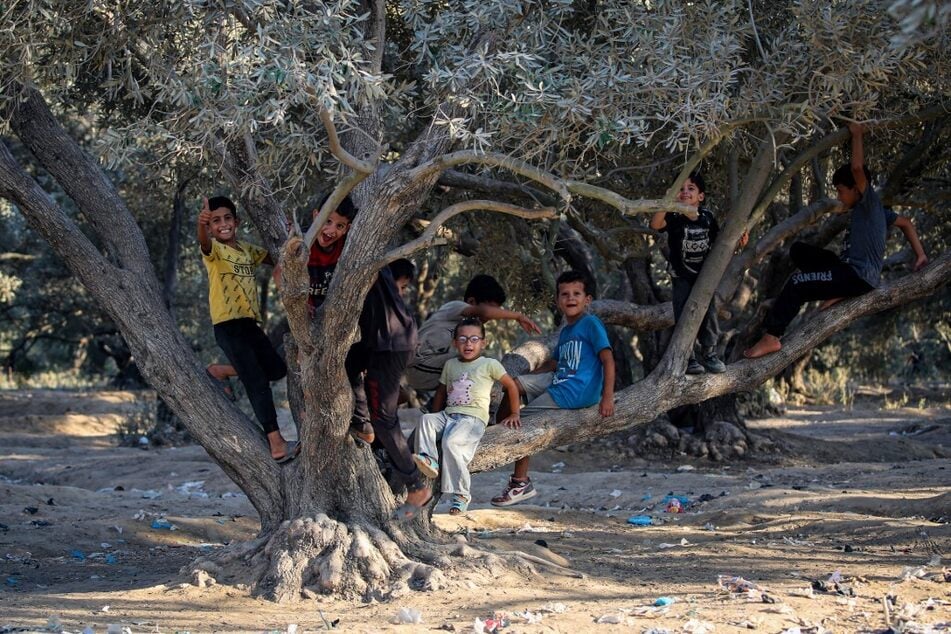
[0,0,948,601]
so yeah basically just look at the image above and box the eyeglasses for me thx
[455,335,484,344]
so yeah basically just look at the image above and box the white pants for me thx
[415,411,485,500]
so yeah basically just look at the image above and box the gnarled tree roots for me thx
[185,513,571,602]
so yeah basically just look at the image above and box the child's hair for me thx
[314,193,359,221]
[831,164,873,189]
[686,171,705,194]
[463,274,506,305]
[207,196,237,215]
[453,316,485,338]
[388,258,416,281]
[556,270,595,298]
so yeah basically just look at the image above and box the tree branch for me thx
[411,150,697,217]
[2,83,153,276]
[319,108,377,174]
[472,250,950,473]
[0,140,113,283]
[381,200,557,264]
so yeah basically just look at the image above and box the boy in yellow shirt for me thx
[198,196,296,463]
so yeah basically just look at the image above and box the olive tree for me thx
[1,0,948,601]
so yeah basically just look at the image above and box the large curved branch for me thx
[0,140,113,282]
[318,108,376,174]
[302,109,383,251]
[410,150,698,218]
[2,83,153,276]
[381,200,557,264]
[472,251,950,472]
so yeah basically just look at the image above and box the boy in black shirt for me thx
[651,173,746,374]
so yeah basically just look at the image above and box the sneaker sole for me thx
[413,455,439,479]
[490,488,537,507]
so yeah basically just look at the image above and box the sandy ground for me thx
[0,389,949,633]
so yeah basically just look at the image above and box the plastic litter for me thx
[5,576,17,587]
[539,602,567,614]
[627,515,653,526]
[70,549,86,561]
[718,575,758,592]
[391,607,422,624]
[106,625,132,634]
[513,610,543,624]
[151,519,175,530]
[681,620,715,633]
[473,613,508,633]
[676,465,695,472]
[654,596,675,606]
[595,613,623,624]
[609,489,622,498]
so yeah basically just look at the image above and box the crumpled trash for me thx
[609,489,622,498]
[473,613,508,633]
[539,602,567,613]
[513,610,543,624]
[654,596,675,606]
[70,549,86,562]
[811,570,854,596]
[718,575,758,592]
[151,519,176,530]
[681,620,715,633]
[595,613,624,624]
[391,607,422,624]
[676,465,695,472]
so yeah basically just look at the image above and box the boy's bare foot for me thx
[267,430,289,460]
[743,334,782,359]
[819,297,843,311]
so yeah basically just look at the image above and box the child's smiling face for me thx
[208,206,239,245]
[453,325,485,362]
[677,178,705,208]
[556,280,591,323]
[315,210,352,250]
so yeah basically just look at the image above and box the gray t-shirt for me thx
[839,186,897,288]
[406,300,470,391]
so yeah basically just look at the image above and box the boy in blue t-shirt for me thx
[491,271,615,507]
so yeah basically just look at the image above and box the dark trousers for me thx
[214,318,287,435]
[346,346,424,492]
[672,276,720,355]
[764,242,873,337]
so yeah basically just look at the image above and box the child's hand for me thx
[198,197,212,225]
[599,396,614,418]
[501,413,521,429]
[913,253,929,271]
[517,314,542,335]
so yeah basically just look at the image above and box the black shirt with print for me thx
[661,207,720,281]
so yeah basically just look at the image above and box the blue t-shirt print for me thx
[548,313,611,409]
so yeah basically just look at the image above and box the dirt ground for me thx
[1,388,949,633]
